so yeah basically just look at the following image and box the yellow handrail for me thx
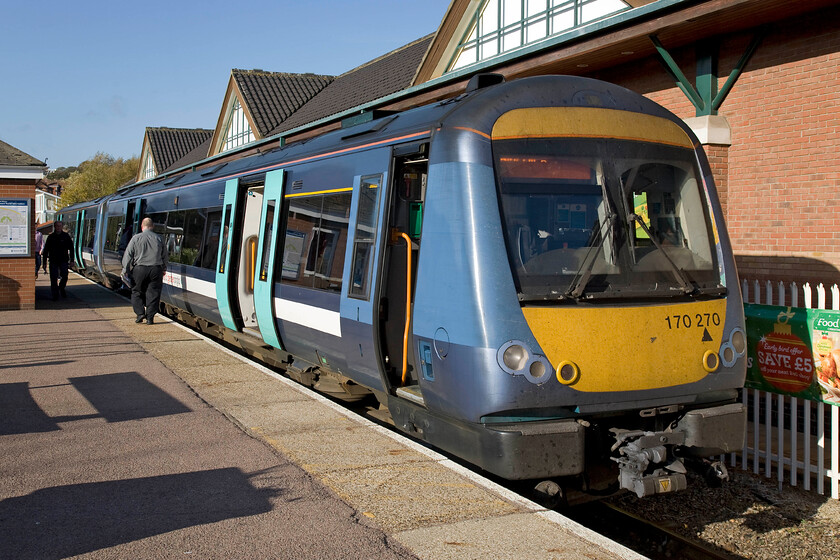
[395,231,413,386]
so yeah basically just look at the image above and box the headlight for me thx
[502,344,528,371]
[497,341,553,385]
[731,329,747,354]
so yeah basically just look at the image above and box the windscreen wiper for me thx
[565,214,617,299]
[628,213,696,295]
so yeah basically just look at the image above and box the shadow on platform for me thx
[0,468,276,559]
[0,372,192,435]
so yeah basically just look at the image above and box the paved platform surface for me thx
[0,274,644,560]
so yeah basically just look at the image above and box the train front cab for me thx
[396,80,748,498]
[496,105,747,496]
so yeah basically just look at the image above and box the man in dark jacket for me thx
[42,221,75,301]
[122,217,168,324]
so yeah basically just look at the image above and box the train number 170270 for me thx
[664,313,721,329]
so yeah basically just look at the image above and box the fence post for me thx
[791,396,798,487]
[832,406,839,499]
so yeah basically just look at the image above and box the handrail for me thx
[394,231,413,386]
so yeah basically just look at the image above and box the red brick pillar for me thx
[0,179,37,310]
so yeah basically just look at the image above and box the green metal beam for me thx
[650,34,706,113]
[712,29,766,112]
[651,30,765,117]
[696,40,718,116]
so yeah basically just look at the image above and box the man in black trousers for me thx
[122,217,168,324]
[42,221,75,301]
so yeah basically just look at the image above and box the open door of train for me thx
[215,174,285,350]
[253,169,285,349]
[377,144,427,400]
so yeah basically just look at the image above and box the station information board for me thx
[0,198,31,257]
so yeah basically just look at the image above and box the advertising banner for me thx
[745,303,840,406]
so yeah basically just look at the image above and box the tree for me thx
[47,166,78,180]
[59,153,139,208]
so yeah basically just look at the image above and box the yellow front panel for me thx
[491,107,695,149]
[523,299,727,392]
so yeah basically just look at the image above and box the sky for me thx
[2,0,452,170]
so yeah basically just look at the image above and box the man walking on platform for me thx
[42,221,74,300]
[122,217,168,325]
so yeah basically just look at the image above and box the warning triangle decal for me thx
[702,328,713,342]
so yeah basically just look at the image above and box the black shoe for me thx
[146,319,154,325]
[135,316,144,323]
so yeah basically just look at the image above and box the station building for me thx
[94,0,840,301]
[0,139,46,310]
[241,0,838,288]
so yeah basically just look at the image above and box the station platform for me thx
[0,273,643,560]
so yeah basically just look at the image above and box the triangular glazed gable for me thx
[219,97,255,154]
[414,0,654,84]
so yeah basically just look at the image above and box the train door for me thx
[215,177,264,334]
[253,169,285,349]
[119,200,137,252]
[377,144,428,401]
[71,210,85,269]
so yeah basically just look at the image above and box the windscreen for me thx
[494,136,720,301]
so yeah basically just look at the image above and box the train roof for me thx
[108,90,459,201]
[77,74,691,206]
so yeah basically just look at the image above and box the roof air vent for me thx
[465,73,505,92]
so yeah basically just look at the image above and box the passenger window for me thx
[166,211,185,263]
[281,192,351,293]
[197,210,222,270]
[349,175,383,299]
[182,208,207,266]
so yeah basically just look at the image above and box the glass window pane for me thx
[198,210,222,270]
[282,197,321,287]
[312,193,351,292]
[166,210,185,263]
[218,205,232,273]
[259,201,275,282]
[350,176,383,299]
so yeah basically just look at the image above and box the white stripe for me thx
[274,297,341,337]
[163,271,217,299]
[161,272,341,337]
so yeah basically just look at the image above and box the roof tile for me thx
[232,71,334,137]
[146,128,214,173]
[271,35,433,135]
[0,138,46,167]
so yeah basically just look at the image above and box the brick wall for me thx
[0,178,36,310]
[591,5,840,287]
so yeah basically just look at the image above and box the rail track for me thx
[166,306,747,560]
[566,501,745,560]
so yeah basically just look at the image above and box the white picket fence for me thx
[737,279,840,499]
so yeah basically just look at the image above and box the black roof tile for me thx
[232,70,334,137]
[271,35,433,135]
[146,127,214,173]
[0,138,46,167]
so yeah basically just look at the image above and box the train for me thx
[59,74,747,501]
